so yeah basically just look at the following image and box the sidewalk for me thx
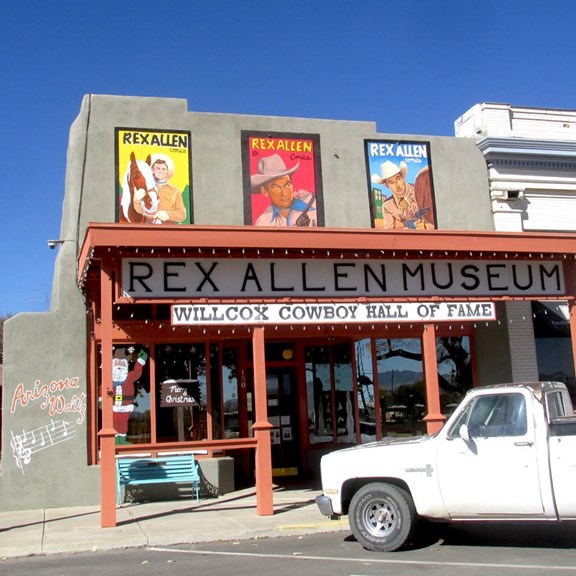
[0,483,350,559]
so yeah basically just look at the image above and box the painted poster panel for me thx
[365,140,436,230]
[242,131,323,227]
[115,128,192,224]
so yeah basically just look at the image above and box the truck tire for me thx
[349,483,416,552]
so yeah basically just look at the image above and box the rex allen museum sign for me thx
[122,257,563,298]
[120,257,563,325]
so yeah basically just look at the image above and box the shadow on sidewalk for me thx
[117,481,321,526]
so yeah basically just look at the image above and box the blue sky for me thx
[1,0,576,315]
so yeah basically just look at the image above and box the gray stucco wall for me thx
[0,99,101,511]
[473,302,513,386]
[64,94,493,233]
[1,94,497,511]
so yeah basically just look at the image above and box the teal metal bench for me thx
[116,454,200,505]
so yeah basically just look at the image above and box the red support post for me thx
[422,323,446,434]
[251,327,274,515]
[99,266,117,527]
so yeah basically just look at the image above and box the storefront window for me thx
[533,301,576,402]
[306,343,355,445]
[222,347,239,439]
[437,336,472,416]
[99,344,151,445]
[155,344,206,442]
[306,346,332,443]
[355,339,376,443]
[210,343,222,439]
[333,343,355,443]
[377,338,425,436]
[376,336,472,436]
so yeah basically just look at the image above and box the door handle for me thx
[514,441,534,447]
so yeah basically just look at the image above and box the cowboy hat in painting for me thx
[251,154,300,189]
[371,160,408,184]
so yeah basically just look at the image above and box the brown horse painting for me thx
[120,152,158,223]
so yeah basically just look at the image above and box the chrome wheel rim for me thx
[363,498,398,538]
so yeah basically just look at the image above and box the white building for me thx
[456,102,575,388]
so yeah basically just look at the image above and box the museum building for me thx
[2,96,575,525]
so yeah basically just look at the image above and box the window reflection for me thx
[375,336,473,436]
[306,346,332,443]
[223,348,240,439]
[437,336,472,416]
[306,343,355,445]
[333,343,355,443]
[377,338,425,437]
[355,339,376,443]
[210,343,222,439]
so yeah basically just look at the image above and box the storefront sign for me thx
[123,258,564,298]
[172,301,496,325]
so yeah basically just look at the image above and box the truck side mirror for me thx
[459,424,471,442]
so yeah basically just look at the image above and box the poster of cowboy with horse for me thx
[241,130,324,227]
[115,128,192,225]
[365,139,437,230]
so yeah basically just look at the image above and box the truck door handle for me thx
[514,441,534,447]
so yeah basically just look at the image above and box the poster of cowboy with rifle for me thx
[242,131,324,227]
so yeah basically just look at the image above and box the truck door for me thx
[546,389,576,518]
[436,391,545,517]
[548,431,576,517]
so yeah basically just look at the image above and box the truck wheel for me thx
[349,483,416,552]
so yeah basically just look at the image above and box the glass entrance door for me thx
[266,368,300,477]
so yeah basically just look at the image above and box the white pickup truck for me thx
[315,381,576,551]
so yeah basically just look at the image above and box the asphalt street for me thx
[3,523,576,576]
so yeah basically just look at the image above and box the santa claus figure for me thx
[112,348,148,444]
